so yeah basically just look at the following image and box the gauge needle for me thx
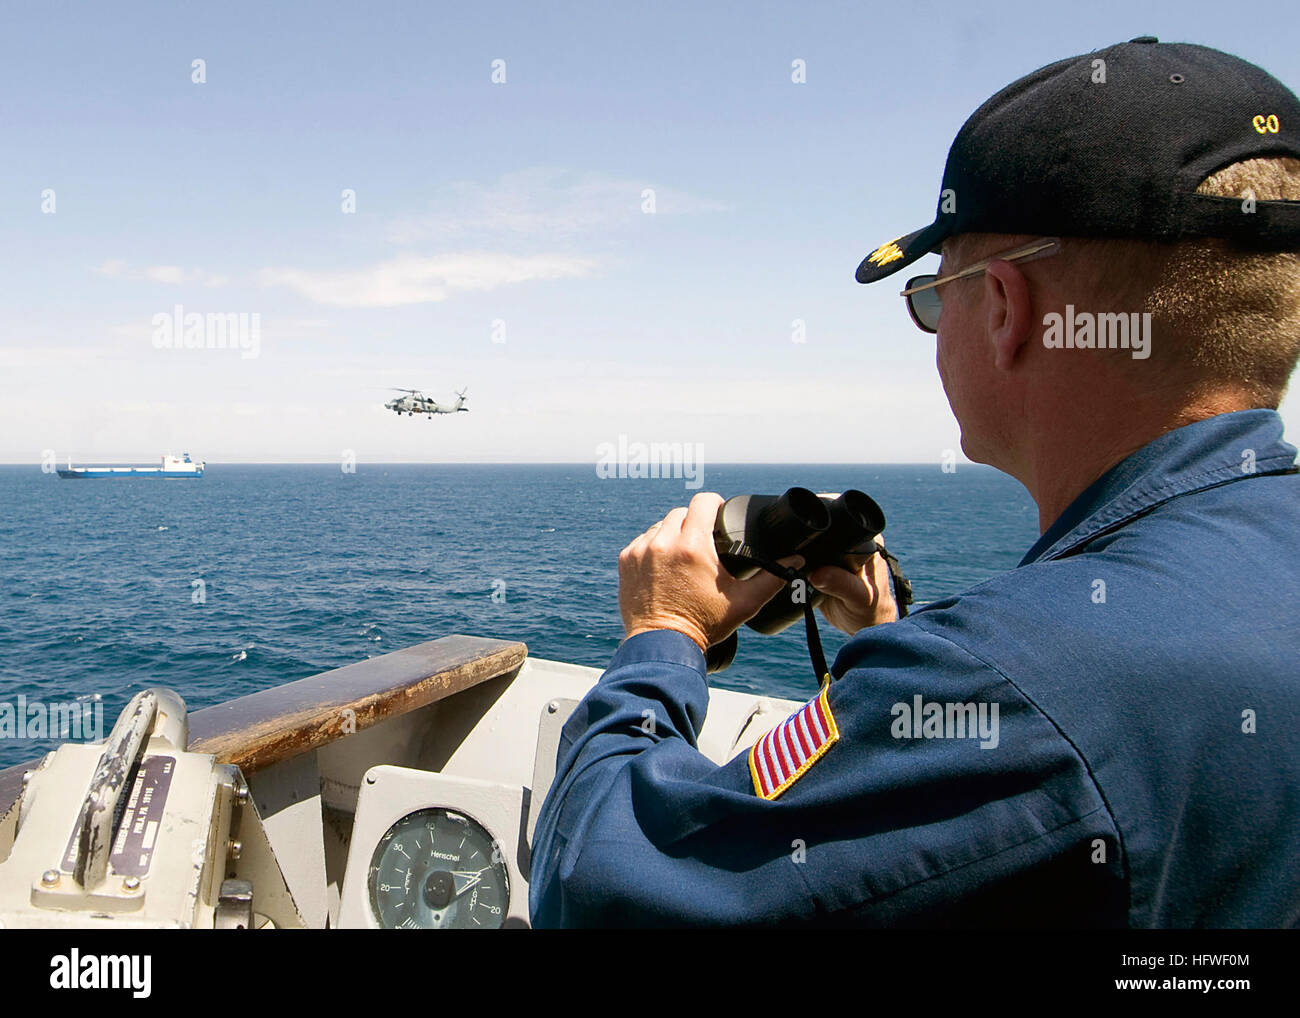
[450,869,488,897]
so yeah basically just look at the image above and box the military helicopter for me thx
[384,387,469,417]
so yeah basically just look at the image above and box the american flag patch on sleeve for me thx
[749,686,840,800]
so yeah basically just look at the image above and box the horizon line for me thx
[5,460,986,468]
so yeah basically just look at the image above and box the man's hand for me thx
[619,492,799,653]
[807,541,899,635]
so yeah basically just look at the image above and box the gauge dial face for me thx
[367,807,510,929]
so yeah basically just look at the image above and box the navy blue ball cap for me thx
[856,38,1300,284]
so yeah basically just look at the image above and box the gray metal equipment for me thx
[0,688,303,929]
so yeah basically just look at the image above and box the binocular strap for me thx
[741,546,912,689]
[741,554,835,689]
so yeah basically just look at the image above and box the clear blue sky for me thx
[3,1,1298,463]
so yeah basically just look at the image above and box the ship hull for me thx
[56,468,204,479]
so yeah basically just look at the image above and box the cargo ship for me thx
[55,452,204,479]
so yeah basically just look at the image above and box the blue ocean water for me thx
[0,464,1037,770]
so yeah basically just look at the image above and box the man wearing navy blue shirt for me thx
[529,39,1300,927]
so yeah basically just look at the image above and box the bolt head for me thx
[122,876,141,891]
[40,869,60,886]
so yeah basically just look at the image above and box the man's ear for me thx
[983,260,1034,372]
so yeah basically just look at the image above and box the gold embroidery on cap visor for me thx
[899,237,1061,333]
[866,238,905,267]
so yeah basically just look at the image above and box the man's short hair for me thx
[946,157,1300,407]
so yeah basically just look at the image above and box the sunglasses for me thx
[900,238,1061,332]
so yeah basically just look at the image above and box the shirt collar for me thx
[1021,409,1298,565]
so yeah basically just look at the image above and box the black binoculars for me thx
[706,487,890,674]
